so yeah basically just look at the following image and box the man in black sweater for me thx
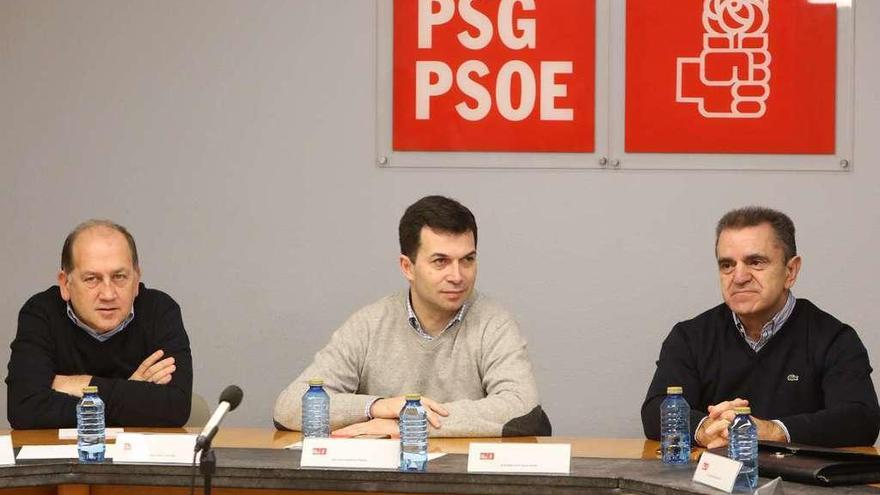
[642,207,880,448]
[6,220,192,428]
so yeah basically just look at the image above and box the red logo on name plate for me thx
[480,452,495,460]
[701,462,709,471]
[312,448,327,456]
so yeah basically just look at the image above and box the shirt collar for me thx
[732,291,796,352]
[66,303,135,342]
[406,291,469,340]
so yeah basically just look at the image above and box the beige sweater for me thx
[273,291,542,437]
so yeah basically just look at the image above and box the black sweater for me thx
[6,284,192,428]
[641,299,880,447]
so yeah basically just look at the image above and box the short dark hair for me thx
[399,196,477,261]
[61,219,139,273]
[715,206,797,261]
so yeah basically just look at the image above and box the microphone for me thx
[195,385,243,451]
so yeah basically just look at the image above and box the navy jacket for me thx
[642,299,880,447]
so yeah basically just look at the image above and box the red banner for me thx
[626,0,836,154]
[393,0,595,152]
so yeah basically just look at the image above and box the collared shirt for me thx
[406,292,468,340]
[66,303,134,342]
[732,291,796,352]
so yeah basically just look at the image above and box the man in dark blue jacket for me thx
[6,220,192,428]
[642,207,880,448]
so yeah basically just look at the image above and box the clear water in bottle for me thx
[728,406,758,491]
[399,394,428,472]
[301,379,330,438]
[660,386,691,464]
[77,386,105,462]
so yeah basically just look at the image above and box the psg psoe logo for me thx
[676,0,771,119]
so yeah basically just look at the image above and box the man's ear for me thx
[784,255,802,290]
[399,255,415,282]
[57,270,71,301]
[133,266,141,297]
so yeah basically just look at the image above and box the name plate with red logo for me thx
[467,442,570,474]
[113,433,197,464]
[300,438,400,470]
[692,451,743,493]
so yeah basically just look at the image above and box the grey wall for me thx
[1,1,878,438]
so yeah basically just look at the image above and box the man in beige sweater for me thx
[273,195,550,437]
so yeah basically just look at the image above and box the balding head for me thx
[61,220,139,274]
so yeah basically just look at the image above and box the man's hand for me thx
[52,375,92,397]
[695,398,749,448]
[332,418,400,438]
[753,417,787,442]
[369,396,449,429]
[696,398,789,448]
[129,350,176,384]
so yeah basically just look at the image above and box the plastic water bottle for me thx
[399,394,428,472]
[301,378,330,438]
[76,386,105,462]
[660,386,691,464]
[728,406,759,491]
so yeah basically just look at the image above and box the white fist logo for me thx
[676,0,771,118]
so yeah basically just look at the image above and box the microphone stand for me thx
[198,438,217,495]
[195,385,243,495]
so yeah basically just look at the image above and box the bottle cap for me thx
[734,406,751,415]
[666,386,683,394]
[82,386,98,394]
[405,393,421,401]
[308,378,324,386]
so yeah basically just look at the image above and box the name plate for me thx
[467,442,571,474]
[300,438,399,470]
[59,427,124,440]
[0,436,14,466]
[693,451,743,493]
[113,433,197,464]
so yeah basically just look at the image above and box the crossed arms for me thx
[6,299,192,428]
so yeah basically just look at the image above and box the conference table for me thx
[0,428,877,494]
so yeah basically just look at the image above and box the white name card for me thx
[0,436,15,466]
[113,433,197,464]
[467,442,571,474]
[59,428,124,440]
[693,451,743,493]
[17,443,120,460]
[300,438,400,470]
